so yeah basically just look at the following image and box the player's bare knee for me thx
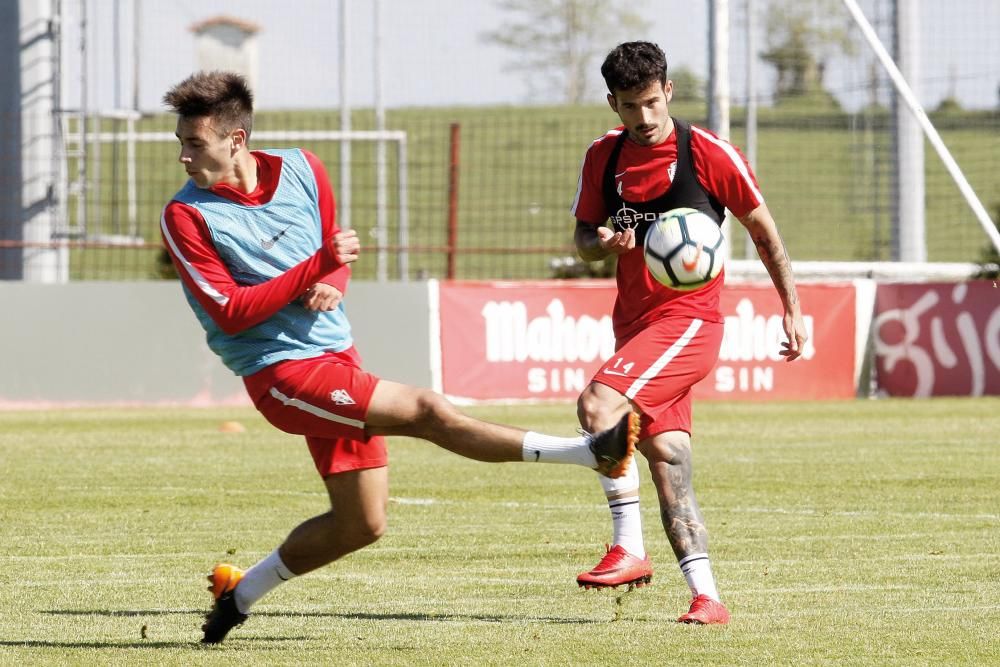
[334,512,386,551]
[353,516,386,547]
[640,431,692,466]
[411,389,459,437]
[577,388,616,432]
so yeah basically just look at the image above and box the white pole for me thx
[20,0,66,282]
[90,1,102,237]
[743,0,757,260]
[132,0,140,111]
[397,137,409,281]
[339,0,351,230]
[893,0,924,262]
[81,0,90,237]
[126,115,137,236]
[842,0,1000,255]
[374,0,388,281]
[707,0,730,139]
[708,0,732,262]
[127,0,139,235]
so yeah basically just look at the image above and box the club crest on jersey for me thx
[330,389,356,405]
[667,160,677,182]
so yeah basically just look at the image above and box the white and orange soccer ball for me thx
[643,207,726,291]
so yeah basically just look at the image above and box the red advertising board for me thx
[873,281,1000,396]
[693,283,856,400]
[438,281,617,401]
[438,281,857,401]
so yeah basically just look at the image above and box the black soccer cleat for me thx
[201,563,248,644]
[588,410,640,478]
[201,591,248,644]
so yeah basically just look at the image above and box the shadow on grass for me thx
[42,608,601,624]
[0,640,192,649]
[0,638,308,649]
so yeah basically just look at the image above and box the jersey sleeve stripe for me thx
[691,125,764,206]
[570,129,623,218]
[160,208,229,306]
[569,157,586,217]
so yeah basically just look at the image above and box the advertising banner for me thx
[437,281,617,401]
[438,281,857,401]
[693,284,855,400]
[873,281,1000,396]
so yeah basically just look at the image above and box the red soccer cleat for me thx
[576,544,653,589]
[677,594,730,624]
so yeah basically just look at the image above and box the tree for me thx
[669,66,705,103]
[481,0,649,105]
[759,0,855,106]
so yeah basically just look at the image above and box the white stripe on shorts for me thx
[268,387,365,430]
[624,318,703,400]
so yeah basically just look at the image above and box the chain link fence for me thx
[2,0,998,281]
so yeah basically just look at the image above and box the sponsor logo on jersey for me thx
[260,224,293,250]
[610,205,658,232]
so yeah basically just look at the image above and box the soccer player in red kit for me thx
[570,42,808,624]
[159,71,638,644]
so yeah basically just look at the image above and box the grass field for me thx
[1,399,997,665]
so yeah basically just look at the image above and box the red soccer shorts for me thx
[592,316,723,439]
[242,346,388,477]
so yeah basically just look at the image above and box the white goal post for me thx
[65,124,410,281]
[841,0,1000,257]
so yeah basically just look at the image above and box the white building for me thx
[189,15,261,89]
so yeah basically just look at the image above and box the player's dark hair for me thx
[163,71,254,139]
[601,41,668,94]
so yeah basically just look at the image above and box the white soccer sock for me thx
[678,552,720,602]
[521,432,595,468]
[600,463,645,558]
[233,548,297,614]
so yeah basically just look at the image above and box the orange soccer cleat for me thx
[577,544,653,589]
[206,563,244,599]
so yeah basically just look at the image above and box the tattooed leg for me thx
[640,430,708,560]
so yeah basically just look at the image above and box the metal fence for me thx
[2,0,999,281]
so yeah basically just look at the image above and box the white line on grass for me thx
[731,506,999,522]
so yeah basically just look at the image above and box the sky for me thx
[63,0,1000,113]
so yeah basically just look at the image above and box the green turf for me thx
[0,399,997,665]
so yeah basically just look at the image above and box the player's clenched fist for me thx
[331,229,360,264]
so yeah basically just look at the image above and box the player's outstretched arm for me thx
[739,203,807,361]
[574,220,635,261]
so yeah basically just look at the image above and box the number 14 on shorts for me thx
[603,357,635,377]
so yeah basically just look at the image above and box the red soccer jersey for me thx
[161,149,349,335]
[571,123,763,340]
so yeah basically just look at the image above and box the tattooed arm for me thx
[739,203,808,361]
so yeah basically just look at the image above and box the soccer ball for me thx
[643,208,726,291]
